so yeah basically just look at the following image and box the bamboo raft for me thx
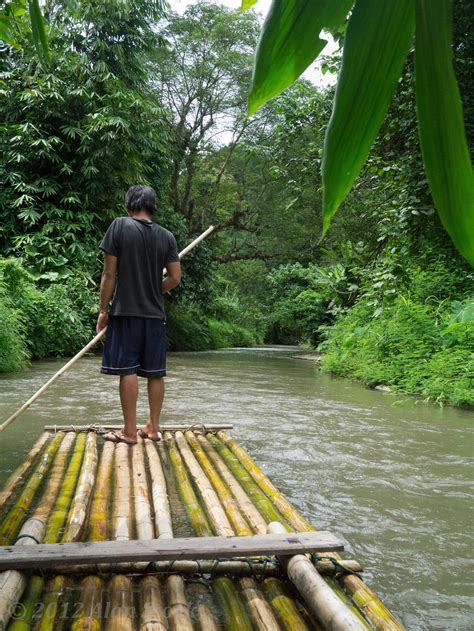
[0,425,405,630]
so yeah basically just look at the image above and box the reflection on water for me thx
[0,347,473,630]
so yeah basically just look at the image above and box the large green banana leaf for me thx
[28,0,50,65]
[247,0,353,115]
[415,0,474,265]
[321,0,415,234]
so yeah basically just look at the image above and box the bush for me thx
[166,304,211,351]
[166,304,257,351]
[208,318,257,349]
[0,285,29,372]
[265,263,334,344]
[322,295,474,406]
[0,258,97,368]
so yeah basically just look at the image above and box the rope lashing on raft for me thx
[310,553,362,577]
[50,423,221,435]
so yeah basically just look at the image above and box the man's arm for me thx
[96,253,118,333]
[162,261,181,294]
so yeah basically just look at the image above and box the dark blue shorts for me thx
[101,316,166,378]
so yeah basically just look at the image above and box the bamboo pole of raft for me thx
[62,432,98,542]
[0,432,63,545]
[89,441,114,541]
[139,575,167,631]
[133,438,155,540]
[217,431,312,531]
[174,431,234,536]
[113,442,132,541]
[36,574,69,631]
[152,436,196,631]
[0,431,49,512]
[0,432,75,630]
[185,431,253,536]
[45,558,362,578]
[178,431,282,631]
[105,574,135,631]
[71,576,103,631]
[196,433,267,534]
[99,445,133,622]
[267,521,367,631]
[188,582,220,631]
[164,432,213,536]
[206,433,289,527]
[239,577,282,631]
[68,443,115,629]
[166,574,194,631]
[0,225,216,436]
[213,577,253,631]
[144,440,173,539]
[262,578,313,631]
[217,434,404,631]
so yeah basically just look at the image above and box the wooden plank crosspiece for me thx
[0,531,344,571]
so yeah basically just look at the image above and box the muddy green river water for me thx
[0,347,472,630]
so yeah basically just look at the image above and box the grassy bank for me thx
[320,295,474,407]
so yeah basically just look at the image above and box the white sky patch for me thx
[168,0,338,89]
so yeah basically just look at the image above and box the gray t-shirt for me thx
[100,216,179,319]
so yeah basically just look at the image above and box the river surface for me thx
[0,347,472,630]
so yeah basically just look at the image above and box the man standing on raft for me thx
[96,185,181,445]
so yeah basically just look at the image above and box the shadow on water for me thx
[0,346,473,630]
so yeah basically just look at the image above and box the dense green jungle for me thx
[0,0,473,407]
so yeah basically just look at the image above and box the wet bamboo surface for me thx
[0,428,405,630]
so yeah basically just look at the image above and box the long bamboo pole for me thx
[213,577,253,631]
[132,438,154,540]
[221,432,403,631]
[166,574,193,631]
[0,225,215,435]
[88,441,114,542]
[0,432,49,512]
[113,442,132,541]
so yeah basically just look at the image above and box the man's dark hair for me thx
[125,185,156,215]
